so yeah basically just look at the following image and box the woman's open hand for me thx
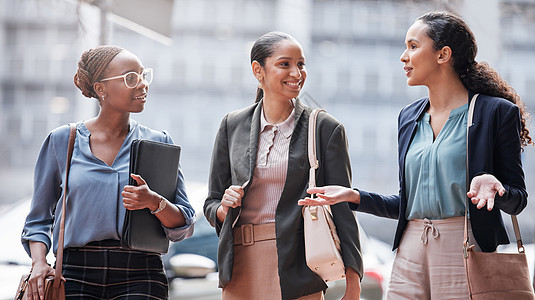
[467,174,505,211]
[298,185,360,206]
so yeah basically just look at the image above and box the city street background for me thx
[1,0,534,290]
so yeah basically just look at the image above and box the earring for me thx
[101,94,106,101]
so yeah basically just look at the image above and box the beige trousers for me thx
[387,216,480,300]
[222,224,323,300]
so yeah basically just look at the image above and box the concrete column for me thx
[0,0,5,133]
[275,0,312,51]
[99,0,112,45]
[76,1,102,119]
[461,0,500,65]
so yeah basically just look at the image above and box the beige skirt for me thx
[222,223,323,300]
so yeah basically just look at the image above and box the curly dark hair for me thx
[418,11,532,148]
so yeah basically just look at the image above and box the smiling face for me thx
[258,39,306,102]
[96,50,149,113]
[400,20,442,87]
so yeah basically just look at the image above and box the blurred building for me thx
[1,0,535,240]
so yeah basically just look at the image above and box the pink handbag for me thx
[463,94,535,300]
[302,108,345,282]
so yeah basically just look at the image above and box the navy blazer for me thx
[204,98,363,299]
[354,92,527,252]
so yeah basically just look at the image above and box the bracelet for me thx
[150,196,167,214]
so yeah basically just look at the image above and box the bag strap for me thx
[463,95,525,256]
[308,108,325,190]
[54,123,76,287]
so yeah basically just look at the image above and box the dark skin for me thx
[26,50,187,300]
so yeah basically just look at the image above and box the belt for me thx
[233,223,276,246]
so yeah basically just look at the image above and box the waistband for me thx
[408,217,467,244]
[407,216,465,228]
[65,239,156,255]
[233,223,276,246]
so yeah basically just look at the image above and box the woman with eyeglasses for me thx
[21,45,195,299]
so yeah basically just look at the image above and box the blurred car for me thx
[0,198,54,300]
[162,182,219,282]
[163,213,219,280]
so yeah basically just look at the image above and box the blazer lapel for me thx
[399,98,428,177]
[279,99,309,207]
[228,101,262,229]
[247,100,263,184]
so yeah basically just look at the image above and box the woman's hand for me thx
[297,185,360,206]
[342,267,361,300]
[27,241,55,300]
[122,174,160,211]
[216,185,245,223]
[26,261,55,300]
[467,174,506,211]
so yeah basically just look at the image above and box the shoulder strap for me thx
[463,95,525,254]
[54,123,76,287]
[464,94,478,256]
[308,108,325,189]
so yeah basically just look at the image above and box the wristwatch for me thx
[150,196,167,214]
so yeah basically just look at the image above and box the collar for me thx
[260,99,296,139]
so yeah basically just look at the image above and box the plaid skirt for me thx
[61,239,168,299]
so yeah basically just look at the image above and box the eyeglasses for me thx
[100,68,153,89]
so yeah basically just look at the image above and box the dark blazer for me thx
[354,92,527,252]
[204,98,363,300]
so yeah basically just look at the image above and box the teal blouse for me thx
[405,103,468,220]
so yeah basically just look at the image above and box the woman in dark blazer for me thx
[204,32,363,299]
[299,11,531,299]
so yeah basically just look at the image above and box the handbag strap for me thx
[308,108,325,190]
[463,95,525,256]
[54,123,76,287]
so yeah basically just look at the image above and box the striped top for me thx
[238,104,296,225]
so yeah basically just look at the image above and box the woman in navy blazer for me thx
[205,32,363,299]
[300,11,531,299]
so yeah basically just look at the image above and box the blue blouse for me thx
[404,103,468,220]
[21,119,195,256]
